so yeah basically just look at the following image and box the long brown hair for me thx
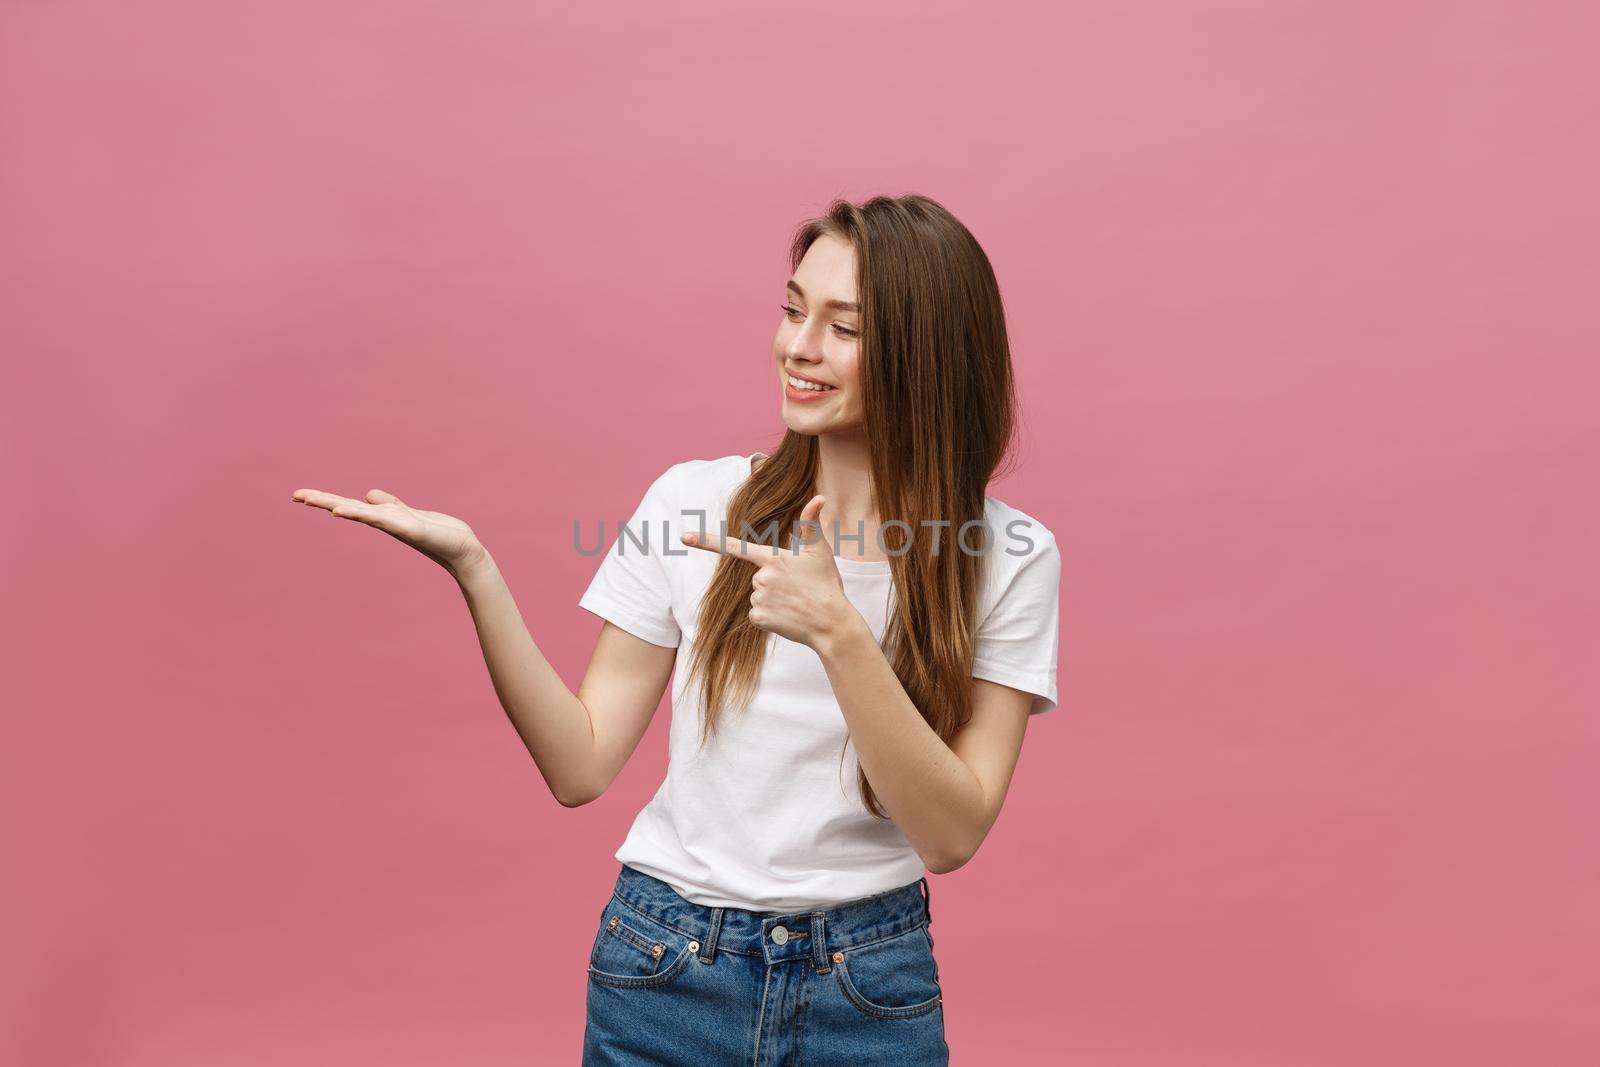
[684,194,1019,818]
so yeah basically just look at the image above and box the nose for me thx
[784,321,825,362]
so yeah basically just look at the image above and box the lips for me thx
[784,375,834,401]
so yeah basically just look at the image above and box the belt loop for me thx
[919,875,932,927]
[700,906,724,965]
[811,910,829,974]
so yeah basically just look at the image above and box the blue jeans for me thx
[583,863,950,1065]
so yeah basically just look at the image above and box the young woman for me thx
[291,194,1060,1065]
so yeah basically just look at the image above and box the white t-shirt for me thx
[578,452,1060,912]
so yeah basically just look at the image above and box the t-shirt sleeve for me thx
[578,463,683,648]
[970,528,1061,715]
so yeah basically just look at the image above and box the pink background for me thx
[4,2,1596,1064]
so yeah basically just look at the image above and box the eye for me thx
[782,304,857,337]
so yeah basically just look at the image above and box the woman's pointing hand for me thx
[291,487,489,578]
[680,494,860,650]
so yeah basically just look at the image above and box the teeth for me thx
[788,374,835,392]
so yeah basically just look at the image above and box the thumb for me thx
[795,494,830,552]
[367,489,405,505]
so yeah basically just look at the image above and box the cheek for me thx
[837,353,863,393]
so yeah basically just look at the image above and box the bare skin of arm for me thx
[815,619,1034,873]
[455,553,674,806]
[290,486,674,807]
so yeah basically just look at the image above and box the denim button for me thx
[771,925,789,945]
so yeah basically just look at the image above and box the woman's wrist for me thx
[450,544,500,589]
[812,600,872,660]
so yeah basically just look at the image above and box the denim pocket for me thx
[587,896,697,990]
[832,923,944,1020]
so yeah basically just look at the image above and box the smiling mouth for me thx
[785,373,837,392]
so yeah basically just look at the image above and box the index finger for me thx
[680,529,782,563]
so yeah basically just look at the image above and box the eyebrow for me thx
[786,279,859,313]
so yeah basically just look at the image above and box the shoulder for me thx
[981,495,1058,559]
[639,453,755,511]
[974,495,1060,612]
[667,453,754,488]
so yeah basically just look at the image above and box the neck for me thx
[814,430,880,558]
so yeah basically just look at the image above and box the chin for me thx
[782,414,861,438]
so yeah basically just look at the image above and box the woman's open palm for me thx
[291,487,486,576]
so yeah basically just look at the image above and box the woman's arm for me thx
[679,496,1039,873]
[815,613,1033,873]
[456,552,675,807]
[291,485,673,808]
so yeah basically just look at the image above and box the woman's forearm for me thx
[453,551,600,806]
[813,608,988,873]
